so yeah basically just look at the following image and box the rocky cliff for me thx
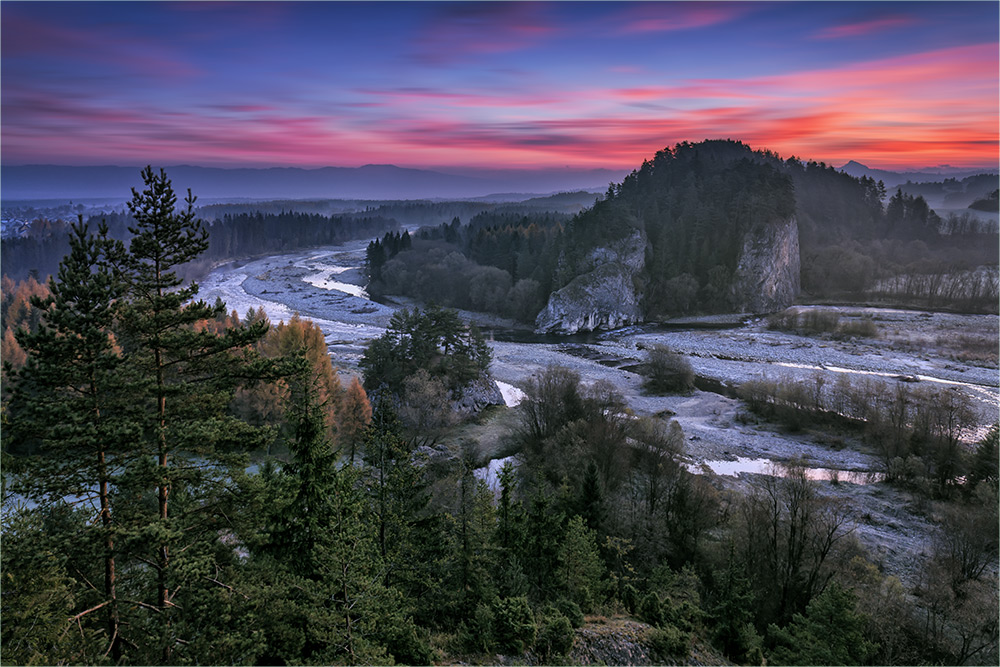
[535,228,646,334]
[535,215,800,334]
[729,216,800,313]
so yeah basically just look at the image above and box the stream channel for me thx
[198,236,999,486]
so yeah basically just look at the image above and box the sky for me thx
[1,1,997,172]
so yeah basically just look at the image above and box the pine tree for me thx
[557,515,607,612]
[113,167,271,658]
[4,219,132,660]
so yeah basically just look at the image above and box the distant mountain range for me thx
[4,161,995,204]
[838,160,998,188]
[0,164,627,202]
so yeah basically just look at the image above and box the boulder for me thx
[452,374,506,416]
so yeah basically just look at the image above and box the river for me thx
[198,237,999,481]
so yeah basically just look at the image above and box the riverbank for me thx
[198,242,998,590]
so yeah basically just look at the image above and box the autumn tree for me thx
[339,376,372,464]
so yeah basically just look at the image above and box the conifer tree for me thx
[4,219,132,660]
[112,167,271,657]
[340,376,372,464]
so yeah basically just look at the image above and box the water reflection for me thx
[694,456,883,484]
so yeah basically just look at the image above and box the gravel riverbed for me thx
[200,241,998,589]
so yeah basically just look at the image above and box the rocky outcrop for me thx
[451,374,505,416]
[535,229,646,334]
[729,216,800,314]
[535,216,799,333]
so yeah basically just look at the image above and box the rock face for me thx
[729,216,800,313]
[535,216,799,334]
[535,229,646,334]
[451,374,505,416]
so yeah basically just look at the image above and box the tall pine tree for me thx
[112,167,271,660]
[5,219,133,661]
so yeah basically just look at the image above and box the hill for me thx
[839,160,998,188]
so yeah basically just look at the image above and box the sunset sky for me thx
[2,1,997,172]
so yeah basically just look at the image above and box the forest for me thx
[365,140,999,321]
[2,167,997,666]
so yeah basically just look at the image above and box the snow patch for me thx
[496,380,526,407]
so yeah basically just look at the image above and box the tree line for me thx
[0,207,400,283]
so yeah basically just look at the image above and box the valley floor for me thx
[199,241,999,590]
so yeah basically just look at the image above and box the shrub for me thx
[801,309,840,334]
[766,308,798,331]
[767,307,841,335]
[837,316,879,339]
[381,619,433,666]
[637,591,664,627]
[491,596,537,654]
[648,624,691,661]
[535,609,575,661]
[643,345,695,394]
[554,598,585,629]
[457,603,494,654]
[620,583,640,615]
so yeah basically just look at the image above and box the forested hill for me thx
[368,140,997,327]
[547,140,997,318]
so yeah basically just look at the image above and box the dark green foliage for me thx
[0,206,399,283]
[359,305,492,395]
[263,353,337,574]
[649,564,704,633]
[0,504,108,665]
[647,624,691,661]
[641,344,695,394]
[967,423,999,490]
[365,210,564,322]
[535,607,576,660]
[365,229,412,283]
[554,598,585,629]
[573,140,796,316]
[638,591,665,627]
[3,219,136,660]
[766,583,876,665]
[620,583,640,615]
[710,550,764,664]
[556,515,607,612]
[521,489,567,600]
[575,459,608,533]
[209,210,398,265]
[457,602,496,654]
[112,168,274,658]
[491,596,537,654]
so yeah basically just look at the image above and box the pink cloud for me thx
[411,2,557,63]
[355,87,564,109]
[813,14,919,40]
[1,11,200,79]
[614,1,753,34]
